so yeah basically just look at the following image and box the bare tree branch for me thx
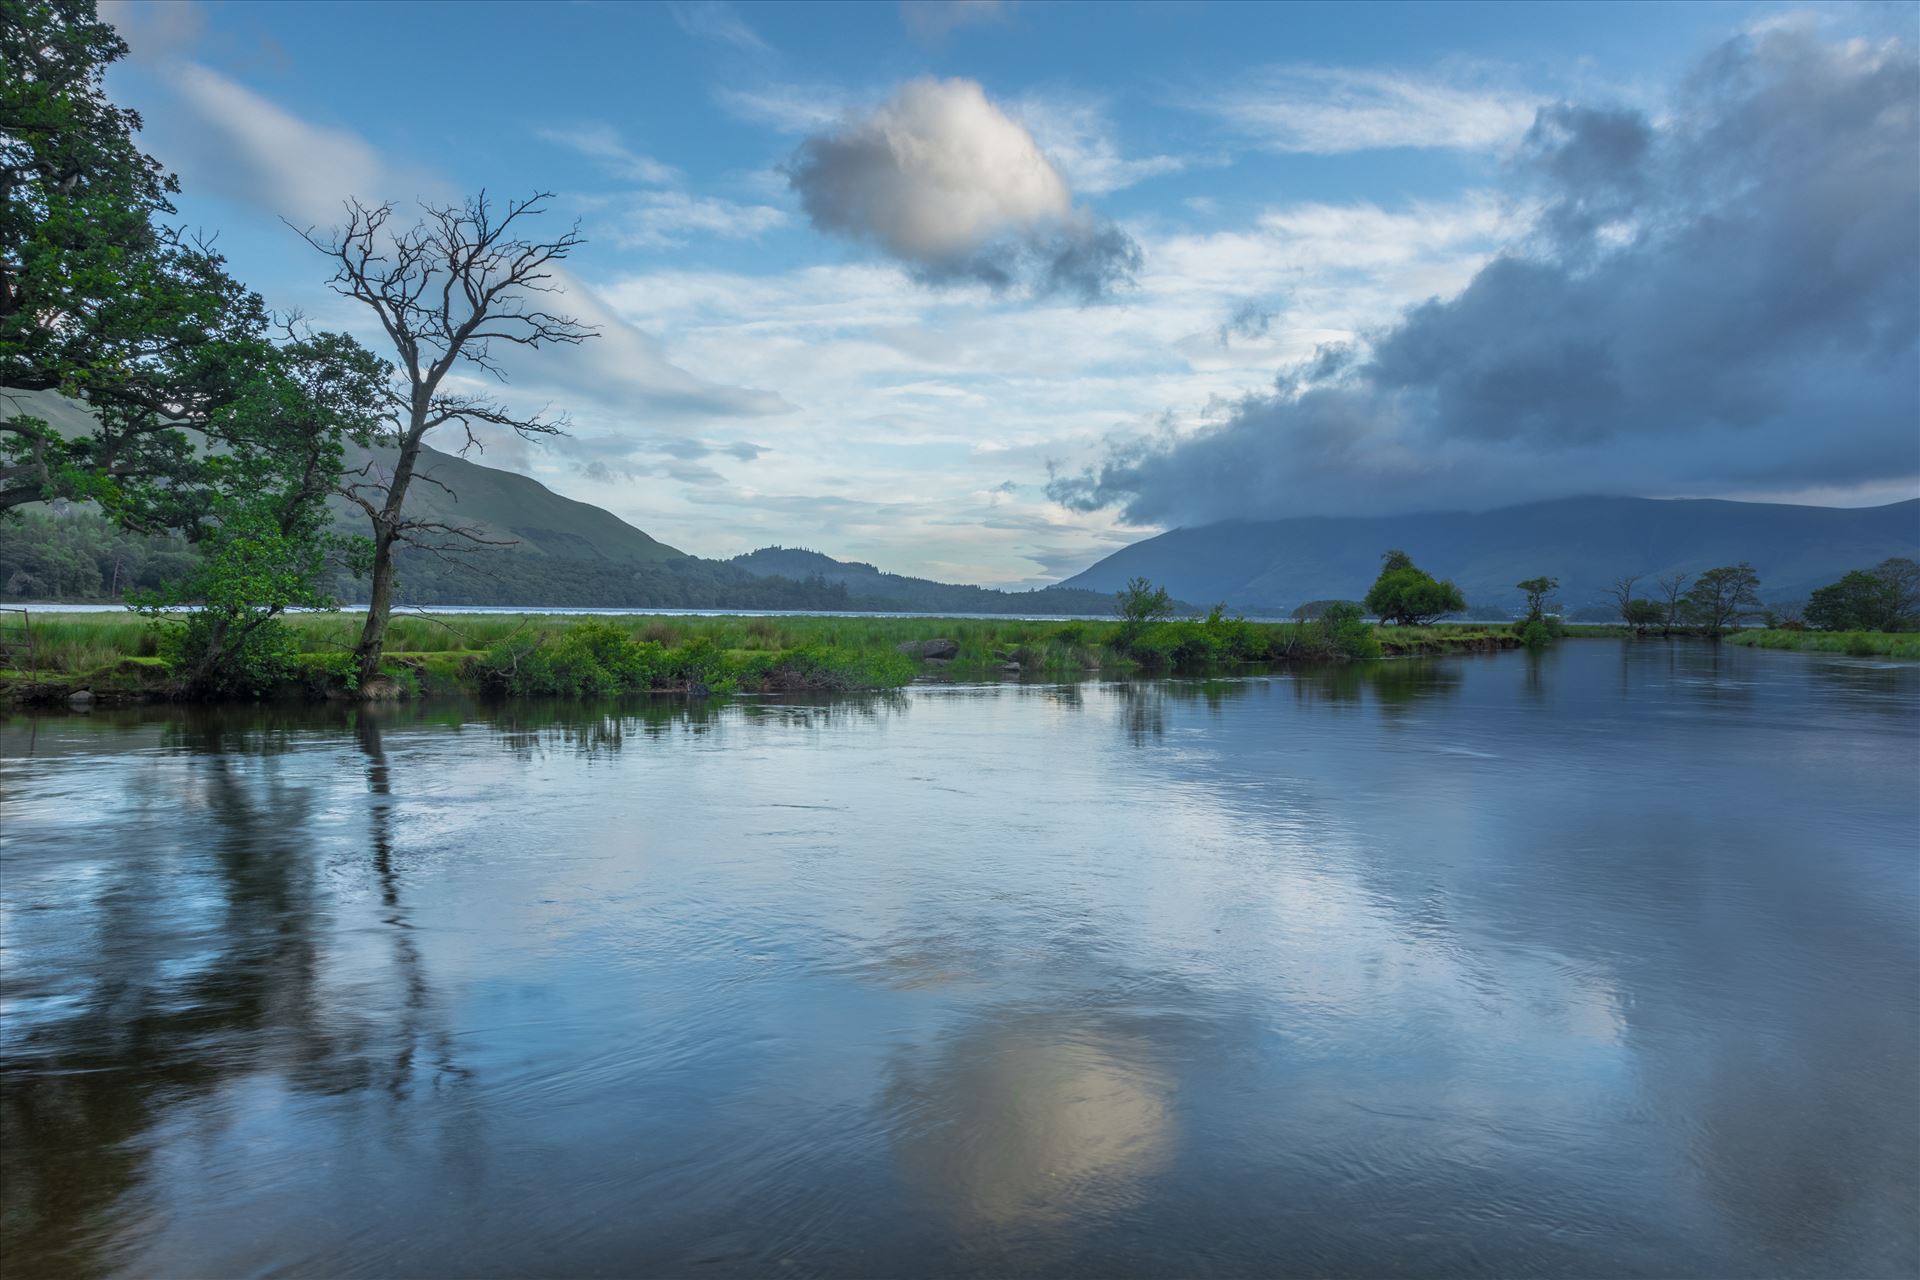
[296,190,596,684]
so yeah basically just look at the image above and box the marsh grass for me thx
[4,609,1532,697]
[1727,629,1920,660]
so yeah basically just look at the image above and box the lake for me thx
[2,640,1916,1278]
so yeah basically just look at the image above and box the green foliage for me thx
[1313,600,1382,660]
[1291,598,1360,621]
[1364,552,1467,626]
[1727,629,1920,660]
[8,610,1533,701]
[467,621,916,698]
[1518,618,1554,648]
[1806,558,1920,632]
[1113,576,1175,639]
[0,0,292,522]
[1516,576,1559,622]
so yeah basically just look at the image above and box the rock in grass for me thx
[896,639,960,660]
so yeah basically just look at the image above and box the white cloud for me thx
[1203,65,1541,153]
[166,63,388,222]
[602,191,788,249]
[900,0,1012,44]
[142,64,789,424]
[797,78,1072,261]
[535,123,680,185]
[786,78,1141,299]
[715,82,855,134]
[571,184,1514,582]
[669,1,769,53]
[1015,93,1187,196]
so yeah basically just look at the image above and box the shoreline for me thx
[2,611,1538,709]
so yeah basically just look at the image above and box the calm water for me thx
[2,641,1916,1278]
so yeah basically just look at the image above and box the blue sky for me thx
[98,1,1918,585]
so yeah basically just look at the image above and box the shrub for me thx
[160,611,299,698]
[1314,601,1380,661]
[1518,619,1555,648]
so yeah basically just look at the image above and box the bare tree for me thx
[1607,573,1641,625]
[296,192,594,686]
[1655,571,1691,636]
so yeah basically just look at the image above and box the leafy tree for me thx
[135,332,386,694]
[1114,575,1174,640]
[1516,575,1559,622]
[296,192,595,686]
[1682,563,1763,637]
[1364,550,1465,625]
[1879,556,1920,629]
[1806,558,1920,632]
[1,0,273,522]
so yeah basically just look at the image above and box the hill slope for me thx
[333,443,684,563]
[1058,496,1920,613]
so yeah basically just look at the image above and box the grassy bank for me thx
[0,610,1527,705]
[1726,629,1920,659]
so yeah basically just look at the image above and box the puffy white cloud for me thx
[786,78,1141,301]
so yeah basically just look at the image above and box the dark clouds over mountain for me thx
[1049,27,1919,524]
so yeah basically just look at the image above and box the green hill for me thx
[332,442,684,564]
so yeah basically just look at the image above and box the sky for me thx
[96,0,1919,587]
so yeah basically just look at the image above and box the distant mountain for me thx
[1057,496,1920,613]
[0,392,1129,613]
[728,546,1137,615]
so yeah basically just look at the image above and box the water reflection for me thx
[1,642,1915,1278]
[888,1013,1173,1230]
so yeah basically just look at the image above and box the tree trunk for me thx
[353,416,429,690]
[355,528,399,688]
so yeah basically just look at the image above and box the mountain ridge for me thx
[1058,495,1920,612]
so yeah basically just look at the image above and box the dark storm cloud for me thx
[1216,300,1275,347]
[1050,27,1920,524]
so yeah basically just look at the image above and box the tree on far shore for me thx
[1655,571,1691,636]
[1805,557,1920,632]
[1682,563,1763,637]
[1363,549,1465,625]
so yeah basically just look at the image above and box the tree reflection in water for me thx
[0,707,470,1277]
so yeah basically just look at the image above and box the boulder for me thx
[895,638,960,660]
[67,689,95,708]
